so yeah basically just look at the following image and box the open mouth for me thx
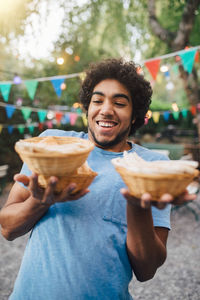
[96,121,118,128]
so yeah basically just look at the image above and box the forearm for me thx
[126,202,167,281]
[0,196,50,241]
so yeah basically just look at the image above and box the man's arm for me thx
[126,202,168,282]
[0,174,88,241]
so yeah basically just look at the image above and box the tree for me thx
[146,0,200,142]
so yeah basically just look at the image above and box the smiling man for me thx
[0,58,196,300]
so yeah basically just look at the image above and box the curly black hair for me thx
[79,58,152,135]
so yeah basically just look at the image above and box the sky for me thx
[10,1,65,65]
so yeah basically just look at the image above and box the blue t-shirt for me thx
[10,130,171,300]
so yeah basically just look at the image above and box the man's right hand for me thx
[14,173,89,207]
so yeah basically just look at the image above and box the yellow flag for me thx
[82,113,88,127]
[0,124,3,134]
[79,72,86,81]
[152,112,160,123]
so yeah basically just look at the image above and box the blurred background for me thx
[0,0,200,185]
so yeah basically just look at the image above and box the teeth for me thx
[98,121,115,127]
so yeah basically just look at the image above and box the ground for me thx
[0,184,200,300]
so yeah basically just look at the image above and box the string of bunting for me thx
[0,46,200,135]
[0,46,199,102]
[0,101,88,135]
[145,103,199,125]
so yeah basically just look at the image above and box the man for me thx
[0,59,195,299]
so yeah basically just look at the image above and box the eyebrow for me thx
[92,91,130,102]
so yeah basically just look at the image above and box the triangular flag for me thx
[171,64,179,75]
[46,121,53,129]
[38,123,43,131]
[145,59,161,80]
[18,125,25,134]
[0,83,12,102]
[28,125,34,134]
[5,105,16,118]
[24,80,38,100]
[51,79,65,97]
[21,107,32,120]
[37,110,47,123]
[190,105,197,115]
[0,124,3,134]
[152,111,160,123]
[172,111,179,120]
[70,113,78,126]
[81,113,88,127]
[181,109,188,118]
[7,125,13,134]
[55,112,63,124]
[144,117,149,125]
[195,51,199,62]
[196,103,200,113]
[179,49,197,73]
[61,113,70,125]
[79,72,86,81]
[163,111,170,122]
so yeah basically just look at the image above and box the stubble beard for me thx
[88,125,131,149]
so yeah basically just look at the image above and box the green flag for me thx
[179,49,197,74]
[18,125,25,134]
[0,83,11,102]
[21,107,32,120]
[25,80,38,100]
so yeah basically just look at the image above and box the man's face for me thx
[87,79,134,152]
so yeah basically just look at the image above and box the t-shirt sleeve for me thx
[151,204,171,230]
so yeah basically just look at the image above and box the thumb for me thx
[14,174,30,186]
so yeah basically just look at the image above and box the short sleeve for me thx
[151,204,171,230]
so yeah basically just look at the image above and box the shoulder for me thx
[39,129,88,139]
[131,143,169,162]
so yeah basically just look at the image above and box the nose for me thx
[100,100,114,116]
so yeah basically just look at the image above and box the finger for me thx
[141,193,151,209]
[42,177,58,204]
[173,192,197,205]
[152,201,167,209]
[159,193,174,203]
[14,174,30,186]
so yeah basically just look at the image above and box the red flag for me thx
[145,59,161,80]
[195,51,199,62]
[55,112,63,124]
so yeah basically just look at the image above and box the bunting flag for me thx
[7,125,13,134]
[179,48,197,74]
[195,51,199,62]
[38,123,43,131]
[28,125,35,134]
[21,107,32,120]
[70,113,78,125]
[172,111,179,120]
[37,110,47,122]
[46,121,53,129]
[181,109,188,118]
[18,125,25,134]
[144,59,161,80]
[61,113,70,124]
[5,105,16,118]
[163,111,170,122]
[190,105,197,115]
[25,80,38,100]
[55,111,63,123]
[51,79,65,97]
[81,113,88,127]
[0,124,2,133]
[152,111,160,123]
[0,83,11,102]
[79,72,86,81]
[196,103,200,112]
